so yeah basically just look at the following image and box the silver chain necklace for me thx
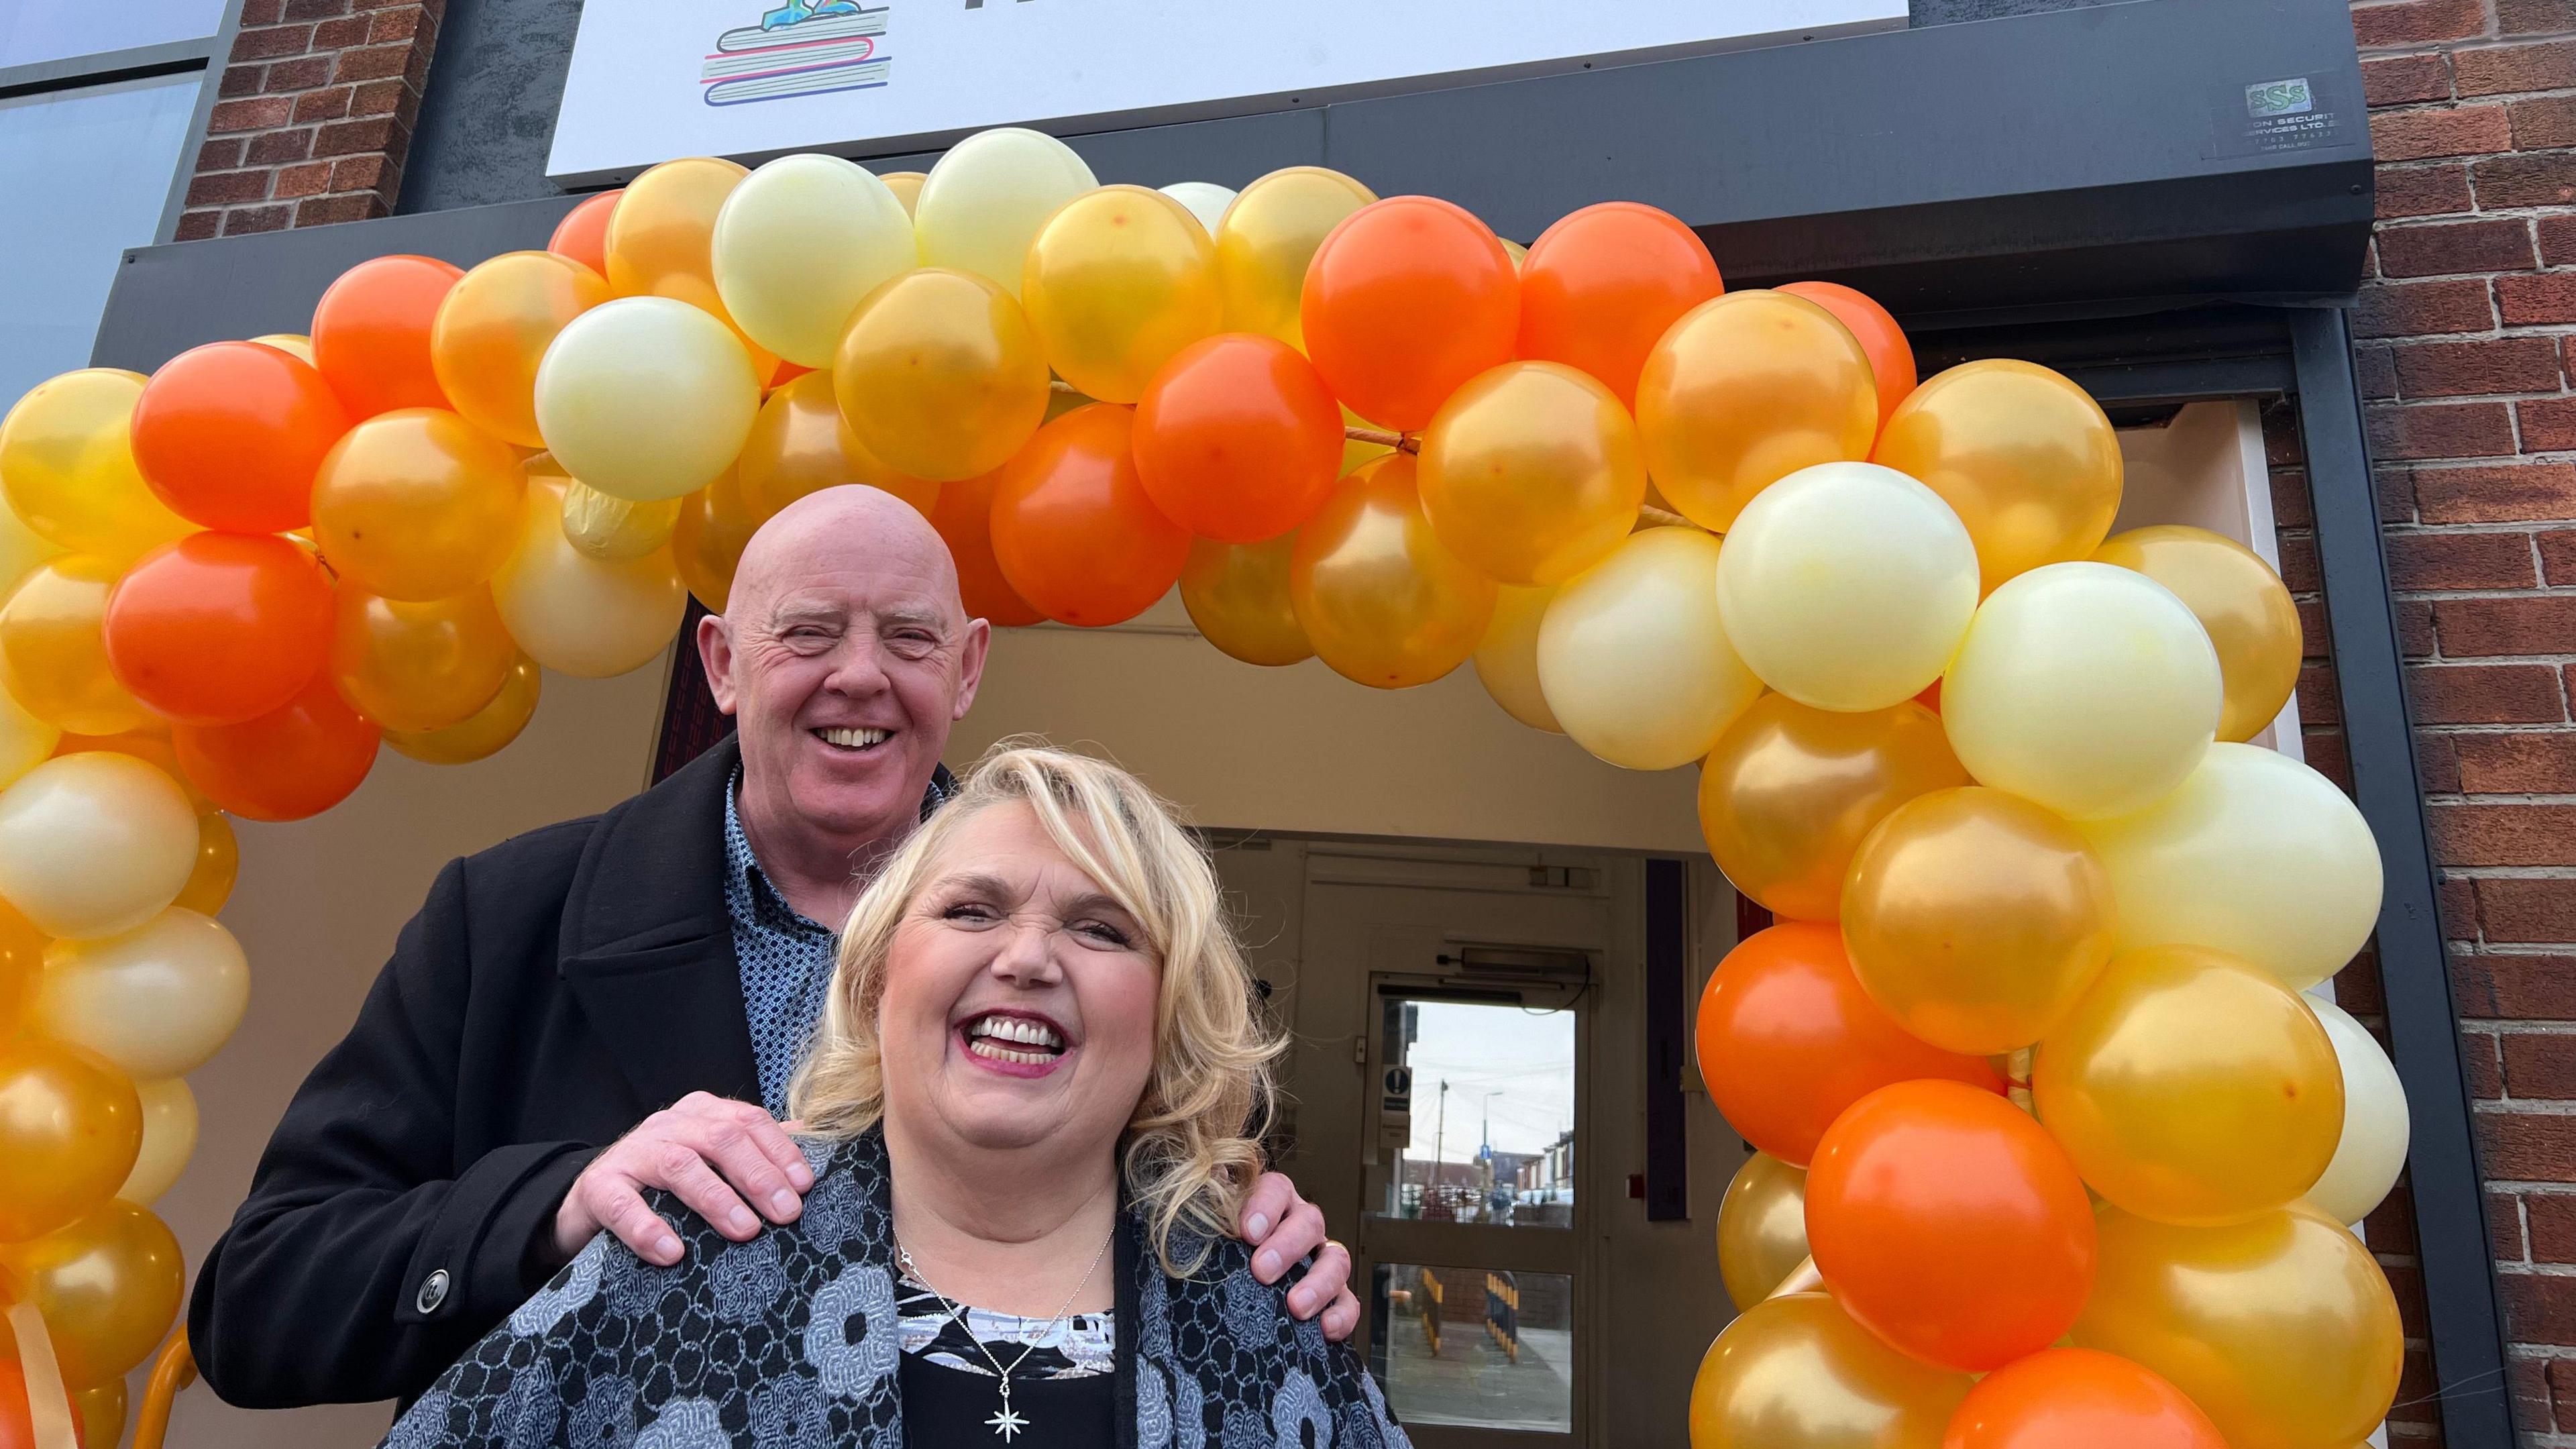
[895,1230,1114,1444]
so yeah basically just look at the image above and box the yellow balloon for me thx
[2073,1203,2400,1449]
[250,332,313,362]
[534,296,763,503]
[541,451,680,564]
[311,409,529,602]
[712,154,918,370]
[36,908,248,1079]
[1943,562,2222,821]
[1341,405,1394,477]
[1688,1293,1971,1449]
[173,810,236,916]
[0,752,195,941]
[913,127,1099,299]
[603,156,748,319]
[1215,166,1379,350]
[0,370,189,561]
[2075,743,2381,991]
[429,250,611,449]
[1874,359,2123,591]
[1419,362,1647,587]
[2305,996,2410,1226]
[1717,1152,1809,1309]
[1288,454,1495,690]
[1022,185,1222,404]
[1,558,150,735]
[2094,525,2301,744]
[880,170,926,217]
[0,645,60,788]
[1634,291,1878,532]
[71,1379,124,1449]
[672,470,759,615]
[737,372,938,525]
[1842,786,2116,1055]
[113,1077,196,1206]
[1472,584,1562,733]
[1713,462,1979,712]
[0,1199,184,1387]
[327,586,519,732]
[1699,696,1966,922]
[385,653,541,765]
[0,1038,140,1244]
[493,478,688,678]
[1536,527,1761,771]
[0,498,63,606]
[2034,946,2343,1225]
[834,268,1053,482]
[1180,536,1311,667]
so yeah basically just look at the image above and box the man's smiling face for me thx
[704,486,990,861]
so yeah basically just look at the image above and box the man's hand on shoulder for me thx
[1238,1171,1360,1342]
[553,1092,813,1266]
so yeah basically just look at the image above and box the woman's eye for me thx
[1074,920,1131,947]
[943,902,1000,924]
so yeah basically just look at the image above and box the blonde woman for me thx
[380,743,1408,1449]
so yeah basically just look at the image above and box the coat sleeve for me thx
[187,855,604,1409]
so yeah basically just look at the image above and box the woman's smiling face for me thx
[875,800,1162,1159]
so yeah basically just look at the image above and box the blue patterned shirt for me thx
[723,767,955,1114]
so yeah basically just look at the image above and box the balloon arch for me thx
[0,127,2406,1448]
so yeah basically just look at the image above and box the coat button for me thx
[416,1269,450,1314]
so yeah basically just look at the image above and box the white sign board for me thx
[549,0,1905,183]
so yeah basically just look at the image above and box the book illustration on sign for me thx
[702,0,890,107]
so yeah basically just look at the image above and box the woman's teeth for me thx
[967,1015,1065,1065]
[818,727,888,749]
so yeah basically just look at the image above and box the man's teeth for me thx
[818,727,888,749]
[967,1016,1065,1065]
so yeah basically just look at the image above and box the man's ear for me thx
[698,612,741,716]
[951,616,991,720]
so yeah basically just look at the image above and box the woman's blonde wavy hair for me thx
[787,739,1282,1274]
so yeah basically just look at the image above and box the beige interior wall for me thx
[160,651,670,1449]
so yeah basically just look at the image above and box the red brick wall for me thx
[2339,0,2576,1441]
[175,0,445,238]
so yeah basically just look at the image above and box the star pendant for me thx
[987,1401,1030,1442]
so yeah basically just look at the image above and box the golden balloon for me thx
[173,810,238,916]
[1698,696,1966,922]
[1289,455,1496,690]
[1717,1152,1810,1309]
[0,1198,185,1387]
[1216,167,1379,350]
[672,468,761,615]
[833,268,1053,482]
[1874,359,2123,591]
[1181,536,1312,667]
[1634,291,1878,532]
[0,1037,141,1244]
[2094,524,2302,743]
[310,409,530,602]
[1022,184,1224,404]
[384,653,542,766]
[1418,361,1647,587]
[328,587,519,733]
[1,557,151,736]
[736,371,938,525]
[1687,1293,1970,1449]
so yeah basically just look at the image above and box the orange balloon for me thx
[1807,1079,2098,1372]
[1298,197,1518,430]
[0,1199,184,1388]
[734,372,937,527]
[991,405,1190,627]
[0,1360,88,1449]
[1694,922,2004,1167]
[0,1038,140,1244]
[310,254,464,419]
[102,533,333,725]
[1517,202,1723,409]
[1944,1347,2225,1449]
[171,672,379,821]
[1780,281,1916,430]
[928,470,1044,628]
[1133,333,1343,543]
[1287,453,1495,689]
[547,189,621,277]
[309,409,529,602]
[129,341,350,533]
[430,250,612,449]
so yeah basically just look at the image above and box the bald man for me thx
[191,488,1356,1413]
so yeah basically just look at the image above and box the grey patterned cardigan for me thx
[378,1127,1410,1448]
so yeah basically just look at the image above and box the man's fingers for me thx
[1294,1235,1352,1318]
[696,1120,802,1223]
[1320,1289,1362,1344]
[591,1179,683,1265]
[737,1109,814,1195]
[1256,1201,1330,1286]
[1238,1171,1299,1247]
[653,1142,761,1240]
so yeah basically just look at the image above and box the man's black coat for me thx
[189,739,783,1407]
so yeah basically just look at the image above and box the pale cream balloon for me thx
[0,752,196,939]
[0,679,58,791]
[712,153,919,369]
[913,127,1099,299]
[1713,462,1978,712]
[1159,182,1236,235]
[2304,994,2410,1226]
[116,1077,197,1206]
[493,477,689,678]
[533,297,761,502]
[36,908,248,1077]
[1473,584,1562,733]
[1538,527,1762,771]
[2075,743,2381,990]
[1941,561,2222,820]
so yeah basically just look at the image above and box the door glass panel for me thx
[1375,997,1575,1228]
[1374,1263,1575,1432]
